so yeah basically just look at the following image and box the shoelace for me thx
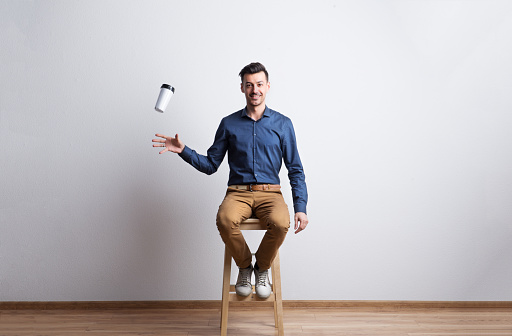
[256,270,269,286]
[238,268,251,286]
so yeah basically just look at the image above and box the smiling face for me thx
[241,71,270,108]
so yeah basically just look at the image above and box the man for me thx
[152,62,308,299]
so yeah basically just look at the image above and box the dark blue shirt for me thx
[179,106,308,214]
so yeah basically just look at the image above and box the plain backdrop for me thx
[1,0,512,301]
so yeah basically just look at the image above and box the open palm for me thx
[152,133,185,154]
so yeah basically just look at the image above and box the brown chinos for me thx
[216,187,290,271]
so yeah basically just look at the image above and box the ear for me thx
[240,82,245,93]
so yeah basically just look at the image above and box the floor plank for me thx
[0,306,511,335]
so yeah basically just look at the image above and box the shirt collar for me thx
[241,106,271,119]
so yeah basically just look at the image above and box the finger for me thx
[159,148,169,154]
[297,222,307,234]
[295,216,308,234]
[155,133,168,139]
[294,217,301,234]
[152,139,165,143]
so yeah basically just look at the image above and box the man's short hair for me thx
[239,62,269,83]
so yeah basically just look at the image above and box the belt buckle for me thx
[248,184,254,191]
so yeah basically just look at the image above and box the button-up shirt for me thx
[179,106,308,214]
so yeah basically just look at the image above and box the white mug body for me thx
[155,84,175,112]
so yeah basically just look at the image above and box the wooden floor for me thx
[1,306,511,336]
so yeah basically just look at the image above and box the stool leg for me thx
[271,251,284,335]
[221,248,232,336]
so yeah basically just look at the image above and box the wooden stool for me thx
[220,217,284,336]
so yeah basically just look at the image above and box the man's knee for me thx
[216,208,239,233]
[267,212,290,235]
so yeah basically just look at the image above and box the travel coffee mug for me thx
[155,84,175,112]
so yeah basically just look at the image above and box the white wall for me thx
[1,0,512,301]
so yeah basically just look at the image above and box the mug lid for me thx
[161,84,175,93]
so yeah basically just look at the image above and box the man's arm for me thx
[282,118,309,233]
[152,119,228,175]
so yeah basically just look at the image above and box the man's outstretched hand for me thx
[294,212,309,234]
[152,133,185,154]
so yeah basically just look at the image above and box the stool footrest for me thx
[228,293,276,302]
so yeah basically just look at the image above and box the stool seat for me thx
[220,217,284,336]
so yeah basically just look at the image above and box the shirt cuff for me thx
[294,204,307,215]
[178,145,192,160]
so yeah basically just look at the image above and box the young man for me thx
[152,62,309,298]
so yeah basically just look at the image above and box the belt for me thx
[229,184,281,191]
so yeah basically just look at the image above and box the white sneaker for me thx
[235,264,253,297]
[254,265,271,299]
